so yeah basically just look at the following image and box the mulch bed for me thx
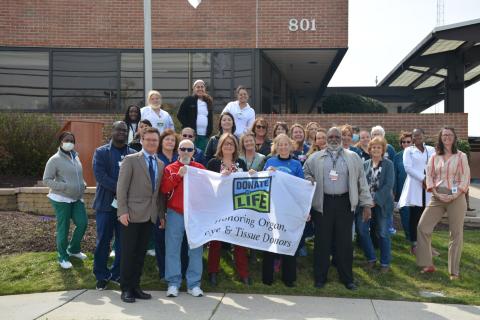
[0,211,97,255]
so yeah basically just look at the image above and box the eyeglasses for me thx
[256,125,266,129]
[179,147,194,152]
[401,140,412,144]
[182,134,194,138]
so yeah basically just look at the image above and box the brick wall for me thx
[7,188,96,216]
[50,112,469,142]
[0,0,347,49]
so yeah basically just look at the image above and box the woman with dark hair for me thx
[306,128,327,157]
[394,131,412,241]
[204,112,237,163]
[157,129,179,165]
[252,117,272,156]
[416,128,470,279]
[289,123,309,164]
[207,133,251,286]
[273,121,289,138]
[177,79,213,151]
[399,128,435,254]
[222,86,255,138]
[124,104,141,143]
[128,119,152,152]
[43,131,88,269]
[356,130,371,161]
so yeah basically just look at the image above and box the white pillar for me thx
[144,0,153,102]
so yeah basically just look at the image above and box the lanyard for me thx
[327,150,340,169]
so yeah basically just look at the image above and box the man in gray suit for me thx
[117,127,165,303]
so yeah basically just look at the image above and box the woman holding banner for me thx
[206,133,251,286]
[262,133,304,287]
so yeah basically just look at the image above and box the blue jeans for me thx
[165,209,203,289]
[93,210,122,281]
[399,206,411,241]
[355,206,392,267]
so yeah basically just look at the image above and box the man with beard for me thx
[161,139,206,297]
[303,127,373,290]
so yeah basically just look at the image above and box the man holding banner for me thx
[304,127,373,291]
[161,139,206,298]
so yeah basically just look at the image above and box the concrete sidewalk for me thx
[1,290,480,320]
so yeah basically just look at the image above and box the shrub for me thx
[0,113,60,177]
[322,94,387,114]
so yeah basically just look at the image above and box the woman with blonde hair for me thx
[289,123,309,164]
[206,133,251,286]
[305,122,321,147]
[140,90,175,134]
[262,134,304,287]
[239,132,265,171]
[177,79,214,151]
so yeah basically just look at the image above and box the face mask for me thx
[352,134,360,143]
[61,142,75,152]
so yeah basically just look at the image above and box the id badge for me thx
[329,169,338,181]
[157,121,164,128]
[111,198,118,209]
[452,186,458,194]
[118,161,123,167]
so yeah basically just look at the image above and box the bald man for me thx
[161,139,207,298]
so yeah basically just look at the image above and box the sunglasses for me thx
[182,134,194,138]
[256,125,266,129]
[401,140,412,144]
[179,147,194,152]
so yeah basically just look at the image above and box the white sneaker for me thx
[146,249,156,257]
[187,286,203,297]
[67,251,88,260]
[109,250,115,257]
[166,286,179,297]
[59,260,73,269]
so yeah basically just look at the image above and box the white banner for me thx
[184,167,315,256]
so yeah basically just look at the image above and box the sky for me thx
[329,0,480,136]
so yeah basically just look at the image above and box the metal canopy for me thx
[378,18,480,112]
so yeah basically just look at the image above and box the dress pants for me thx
[409,206,424,244]
[208,241,249,278]
[120,221,152,292]
[313,193,354,284]
[417,194,466,276]
[262,252,296,285]
[93,210,122,281]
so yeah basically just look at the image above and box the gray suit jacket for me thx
[117,151,165,223]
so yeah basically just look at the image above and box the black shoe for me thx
[96,279,108,291]
[241,277,252,285]
[345,283,357,291]
[209,273,218,286]
[133,288,152,300]
[314,281,326,289]
[121,291,136,303]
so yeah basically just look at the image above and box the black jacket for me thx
[177,95,213,136]
[206,158,247,173]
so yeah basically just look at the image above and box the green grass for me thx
[1,231,480,305]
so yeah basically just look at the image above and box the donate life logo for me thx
[232,177,272,213]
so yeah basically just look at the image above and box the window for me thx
[0,51,49,110]
[152,53,189,109]
[121,53,144,110]
[52,51,118,111]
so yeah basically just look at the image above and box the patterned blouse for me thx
[426,151,470,193]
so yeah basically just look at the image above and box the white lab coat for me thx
[398,144,436,208]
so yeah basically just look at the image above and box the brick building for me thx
[0,0,347,114]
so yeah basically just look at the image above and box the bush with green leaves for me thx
[322,94,387,114]
[0,113,60,177]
